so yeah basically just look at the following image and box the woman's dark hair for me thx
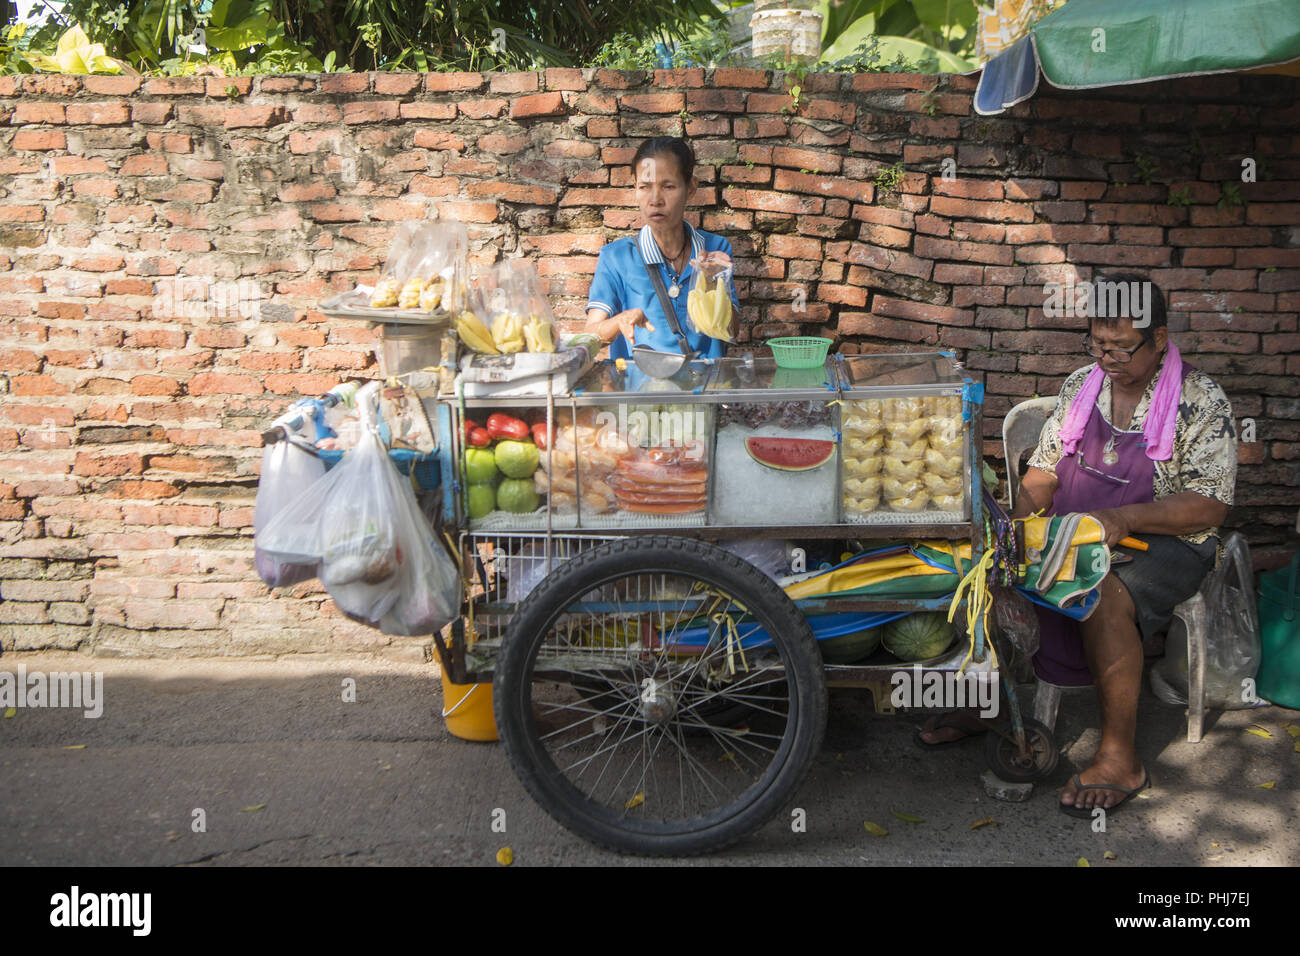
[1089,271,1167,341]
[632,137,695,186]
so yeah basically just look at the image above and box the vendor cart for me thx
[410,350,1058,857]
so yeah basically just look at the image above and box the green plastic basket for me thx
[768,336,832,369]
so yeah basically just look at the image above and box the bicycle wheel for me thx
[494,535,827,857]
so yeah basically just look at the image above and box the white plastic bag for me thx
[253,435,325,587]
[1152,535,1261,709]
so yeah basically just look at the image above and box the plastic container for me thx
[381,323,442,377]
[437,646,498,741]
[768,336,832,369]
[1257,554,1300,709]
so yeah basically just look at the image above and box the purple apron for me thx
[1031,364,1193,686]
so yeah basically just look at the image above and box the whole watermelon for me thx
[882,613,956,662]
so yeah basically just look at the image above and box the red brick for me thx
[873,296,973,327]
[12,130,65,150]
[915,235,1011,266]
[224,105,289,128]
[74,452,144,477]
[342,101,398,124]
[398,102,456,121]
[1168,227,1272,247]
[713,68,769,88]
[620,93,685,114]
[321,74,370,94]
[101,479,181,500]
[458,98,509,119]
[143,76,204,95]
[424,73,485,93]
[544,68,585,91]
[839,311,941,344]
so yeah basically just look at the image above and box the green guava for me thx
[496,478,539,514]
[467,483,496,519]
[494,439,539,479]
[465,447,499,484]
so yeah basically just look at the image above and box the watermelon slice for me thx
[745,437,835,471]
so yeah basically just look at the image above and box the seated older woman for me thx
[922,273,1237,818]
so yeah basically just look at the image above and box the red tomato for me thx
[468,427,492,447]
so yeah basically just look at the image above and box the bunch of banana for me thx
[418,277,444,312]
[398,275,429,309]
[522,313,555,353]
[456,310,499,354]
[687,274,734,342]
[491,311,526,354]
[369,276,400,308]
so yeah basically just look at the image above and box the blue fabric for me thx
[973,34,1041,116]
[586,220,738,361]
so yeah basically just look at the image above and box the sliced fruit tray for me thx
[318,288,454,326]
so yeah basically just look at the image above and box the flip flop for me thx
[913,711,988,749]
[1058,772,1151,818]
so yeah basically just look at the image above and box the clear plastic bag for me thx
[259,397,459,633]
[474,258,558,354]
[719,538,795,581]
[686,252,735,342]
[1152,535,1261,709]
[991,585,1040,657]
[253,434,324,587]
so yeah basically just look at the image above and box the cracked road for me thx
[1,652,1297,866]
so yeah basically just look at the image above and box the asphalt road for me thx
[1,651,1297,867]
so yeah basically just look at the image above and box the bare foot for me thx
[1059,752,1147,811]
[917,709,987,745]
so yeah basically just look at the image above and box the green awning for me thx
[975,0,1300,115]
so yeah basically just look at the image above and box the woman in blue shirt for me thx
[585,137,740,359]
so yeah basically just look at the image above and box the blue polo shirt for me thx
[585,221,739,361]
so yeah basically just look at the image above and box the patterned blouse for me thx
[1026,349,1237,546]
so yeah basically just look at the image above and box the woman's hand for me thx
[611,308,655,346]
[1090,507,1133,548]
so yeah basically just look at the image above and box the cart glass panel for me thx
[704,357,839,527]
[836,354,971,525]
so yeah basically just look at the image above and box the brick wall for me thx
[1,67,1297,656]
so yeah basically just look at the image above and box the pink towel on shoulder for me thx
[1058,342,1182,461]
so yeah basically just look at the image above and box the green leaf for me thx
[891,810,925,823]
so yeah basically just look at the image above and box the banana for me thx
[456,310,499,354]
[523,314,555,353]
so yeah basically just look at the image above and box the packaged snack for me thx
[686,252,735,342]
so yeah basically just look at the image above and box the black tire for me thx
[494,535,827,857]
[985,717,1059,782]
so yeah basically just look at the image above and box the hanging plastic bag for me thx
[373,485,459,636]
[686,252,735,342]
[991,584,1039,657]
[253,433,325,588]
[1151,535,1261,709]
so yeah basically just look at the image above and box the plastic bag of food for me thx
[687,252,735,342]
[253,433,325,587]
[369,222,428,308]
[1151,535,1260,709]
[396,222,469,313]
[475,259,557,354]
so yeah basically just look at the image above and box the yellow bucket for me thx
[437,646,498,742]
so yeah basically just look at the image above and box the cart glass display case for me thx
[835,352,972,525]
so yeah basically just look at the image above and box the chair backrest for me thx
[1003,396,1058,510]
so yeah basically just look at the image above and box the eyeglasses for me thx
[1082,335,1148,363]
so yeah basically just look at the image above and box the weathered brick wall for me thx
[0,67,1297,656]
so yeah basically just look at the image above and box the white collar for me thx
[638,220,703,265]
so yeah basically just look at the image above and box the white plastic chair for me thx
[1002,397,1246,744]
